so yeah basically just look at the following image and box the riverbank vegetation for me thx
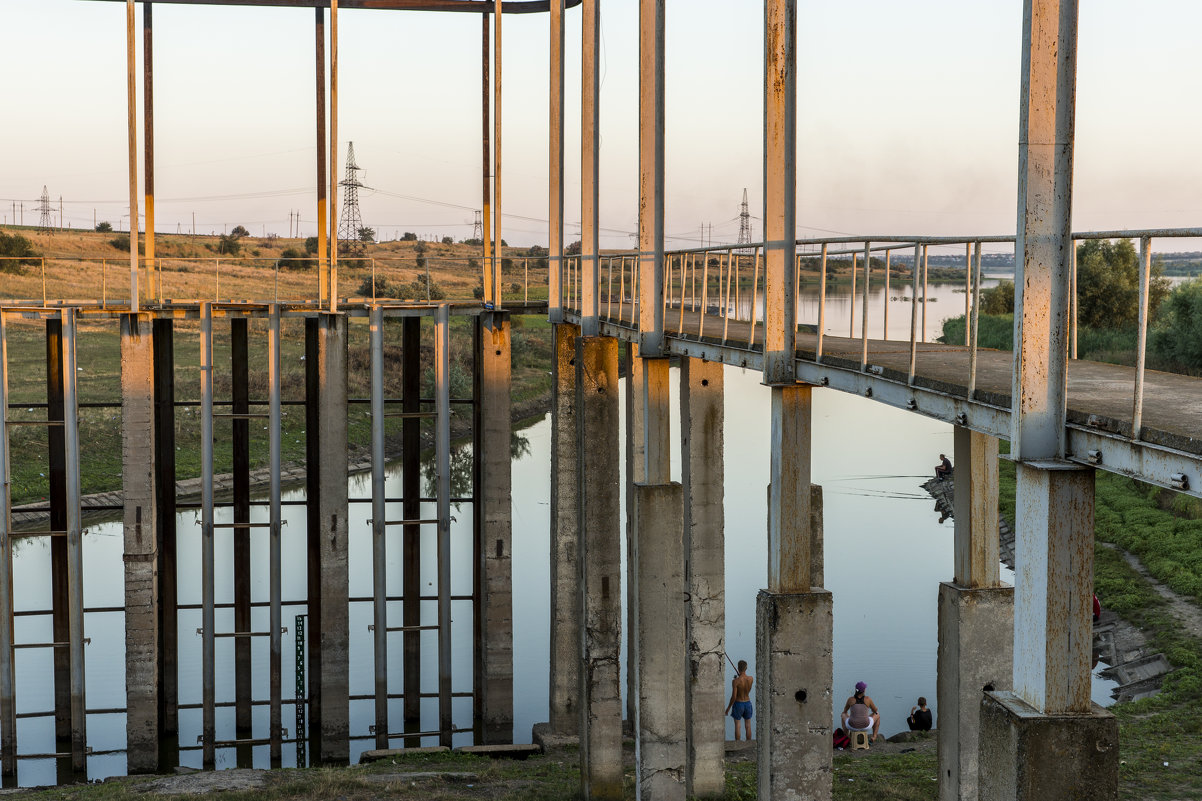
[998,447,1202,800]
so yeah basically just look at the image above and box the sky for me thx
[3,0,1201,252]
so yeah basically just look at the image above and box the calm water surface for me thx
[8,284,1116,784]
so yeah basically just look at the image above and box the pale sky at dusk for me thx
[3,1,1200,251]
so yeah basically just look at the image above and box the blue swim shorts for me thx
[730,701,753,720]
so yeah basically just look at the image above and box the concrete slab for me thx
[455,744,542,759]
[358,746,450,764]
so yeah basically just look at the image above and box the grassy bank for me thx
[6,745,939,801]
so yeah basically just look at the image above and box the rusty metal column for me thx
[328,0,339,312]
[267,305,283,764]
[938,427,1013,801]
[122,312,160,774]
[152,319,178,740]
[580,0,600,335]
[46,320,71,746]
[200,302,216,768]
[482,10,493,304]
[476,310,513,743]
[434,305,453,746]
[401,317,422,734]
[315,6,329,306]
[762,0,796,383]
[232,318,252,736]
[369,306,388,749]
[0,312,16,777]
[125,0,139,311]
[980,2,1117,798]
[548,0,564,323]
[493,1,503,308]
[143,2,155,302]
[62,309,87,773]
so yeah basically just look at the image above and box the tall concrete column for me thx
[757,384,832,801]
[477,311,513,743]
[938,427,1014,801]
[549,322,581,735]
[982,0,1117,797]
[304,313,349,765]
[121,313,159,773]
[576,336,623,800]
[623,345,644,725]
[681,357,724,798]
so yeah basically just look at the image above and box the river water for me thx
[7,279,1116,784]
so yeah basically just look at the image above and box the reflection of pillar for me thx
[980,1,1117,797]
[476,310,513,743]
[576,335,623,799]
[681,357,724,798]
[757,384,832,801]
[152,319,178,743]
[122,313,159,773]
[305,314,349,765]
[548,322,580,735]
[938,427,1013,801]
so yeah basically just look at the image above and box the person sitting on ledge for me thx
[935,453,953,480]
[907,697,933,731]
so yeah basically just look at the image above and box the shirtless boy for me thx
[724,660,755,740]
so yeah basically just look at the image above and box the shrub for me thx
[94,221,113,233]
[277,247,314,270]
[108,234,145,255]
[402,232,418,242]
[980,280,1014,314]
[442,236,454,245]
[1150,278,1202,371]
[356,274,445,300]
[304,236,320,255]
[216,234,241,255]
[0,231,38,273]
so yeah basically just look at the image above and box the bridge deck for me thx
[572,302,1202,484]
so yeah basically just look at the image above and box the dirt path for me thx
[1102,542,1202,641]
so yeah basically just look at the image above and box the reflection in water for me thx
[421,430,531,502]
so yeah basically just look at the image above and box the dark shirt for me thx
[940,457,952,472]
[908,708,933,731]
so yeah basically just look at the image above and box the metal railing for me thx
[560,227,1202,452]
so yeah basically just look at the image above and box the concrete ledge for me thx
[532,722,580,751]
[455,744,542,760]
[358,746,450,764]
[979,691,1118,801]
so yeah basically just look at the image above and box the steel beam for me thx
[369,306,388,749]
[126,0,140,311]
[47,320,71,745]
[493,1,503,308]
[482,9,493,305]
[232,318,252,735]
[143,1,156,302]
[0,313,15,777]
[401,316,422,735]
[637,0,665,355]
[434,305,453,746]
[316,7,329,306]
[580,0,600,334]
[268,305,283,764]
[152,319,178,738]
[762,0,796,382]
[200,302,216,768]
[548,0,564,323]
[62,310,87,773]
[1011,0,1078,461]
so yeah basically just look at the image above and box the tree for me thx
[442,236,454,245]
[980,280,1015,315]
[0,231,38,274]
[230,225,250,238]
[1150,278,1202,370]
[402,232,418,242]
[565,240,582,256]
[304,236,320,255]
[277,247,313,270]
[1075,239,1169,329]
[95,221,113,233]
[358,226,375,243]
[216,233,242,255]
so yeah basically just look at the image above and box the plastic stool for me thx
[849,730,871,750]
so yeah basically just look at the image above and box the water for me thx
[6,281,1118,784]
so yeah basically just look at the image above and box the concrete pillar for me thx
[633,483,686,801]
[576,336,623,800]
[549,322,581,735]
[305,313,349,765]
[756,590,833,801]
[121,313,159,773]
[624,345,644,725]
[757,383,832,801]
[937,584,1013,801]
[939,427,1014,801]
[477,311,513,743]
[680,357,724,799]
